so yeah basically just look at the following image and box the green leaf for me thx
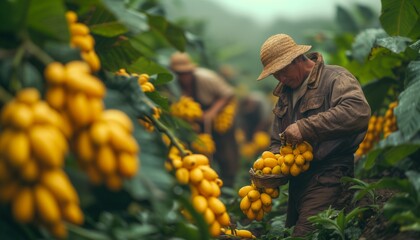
[395,62,420,140]
[27,0,69,42]
[0,0,29,33]
[147,14,187,51]
[406,171,420,201]
[351,28,388,63]
[102,0,149,34]
[335,5,359,33]
[380,0,420,38]
[363,148,382,170]
[401,222,420,232]
[362,78,396,114]
[382,144,420,166]
[98,39,142,71]
[90,21,128,37]
[145,91,170,110]
[376,36,412,54]
[128,57,170,76]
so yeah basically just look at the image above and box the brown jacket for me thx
[269,52,370,168]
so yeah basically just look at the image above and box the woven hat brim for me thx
[257,45,311,81]
[171,63,196,73]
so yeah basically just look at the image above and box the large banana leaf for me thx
[395,61,420,141]
[379,0,420,39]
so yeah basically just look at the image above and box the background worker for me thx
[169,52,240,188]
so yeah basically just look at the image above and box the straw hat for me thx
[257,34,311,81]
[169,52,196,73]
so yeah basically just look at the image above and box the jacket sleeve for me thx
[296,72,371,143]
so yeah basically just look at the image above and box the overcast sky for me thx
[207,0,382,25]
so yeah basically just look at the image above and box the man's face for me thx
[272,60,303,89]
[176,71,194,88]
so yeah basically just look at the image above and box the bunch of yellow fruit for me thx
[252,131,271,151]
[221,228,256,238]
[0,89,83,239]
[252,151,282,175]
[115,69,156,93]
[277,142,313,177]
[238,183,279,221]
[44,61,105,131]
[170,96,203,122]
[166,148,229,237]
[213,100,236,134]
[355,115,384,157]
[191,133,216,156]
[383,101,398,138]
[66,11,101,72]
[72,109,140,191]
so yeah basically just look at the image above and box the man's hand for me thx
[284,123,302,145]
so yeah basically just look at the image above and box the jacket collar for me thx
[273,52,324,97]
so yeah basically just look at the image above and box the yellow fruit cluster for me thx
[166,149,229,237]
[355,115,383,157]
[253,131,271,151]
[383,101,398,138]
[138,106,161,132]
[213,100,236,134]
[238,131,271,160]
[238,183,279,221]
[191,133,216,156]
[44,61,105,131]
[66,11,101,72]
[170,96,203,122]
[277,143,313,177]
[116,69,156,93]
[221,228,256,238]
[73,110,139,191]
[0,89,83,239]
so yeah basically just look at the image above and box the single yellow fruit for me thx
[12,187,34,223]
[41,170,79,204]
[261,151,276,159]
[209,220,221,237]
[204,208,215,224]
[189,167,204,184]
[302,151,313,161]
[96,145,117,175]
[262,167,272,174]
[271,165,282,174]
[175,168,189,184]
[198,179,213,197]
[247,189,260,202]
[297,142,308,153]
[238,185,254,198]
[290,164,302,177]
[208,197,226,215]
[253,158,264,170]
[260,193,272,207]
[62,203,84,225]
[101,109,133,133]
[240,196,251,211]
[284,154,295,165]
[280,163,290,175]
[217,212,230,226]
[192,195,207,213]
[118,153,138,178]
[263,157,278,168]
[280,145,293,155]
[16,88,40,105]
[44,62,66,84]
[251,199,262,212]
[34,185,60,224]
[182,155,197,170]
[294,154,306,166]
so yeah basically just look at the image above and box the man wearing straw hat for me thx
[169,52,240,188]
[257,34,371,237]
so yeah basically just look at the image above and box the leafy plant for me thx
[307,206,367,240]
[375,170,420,232]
